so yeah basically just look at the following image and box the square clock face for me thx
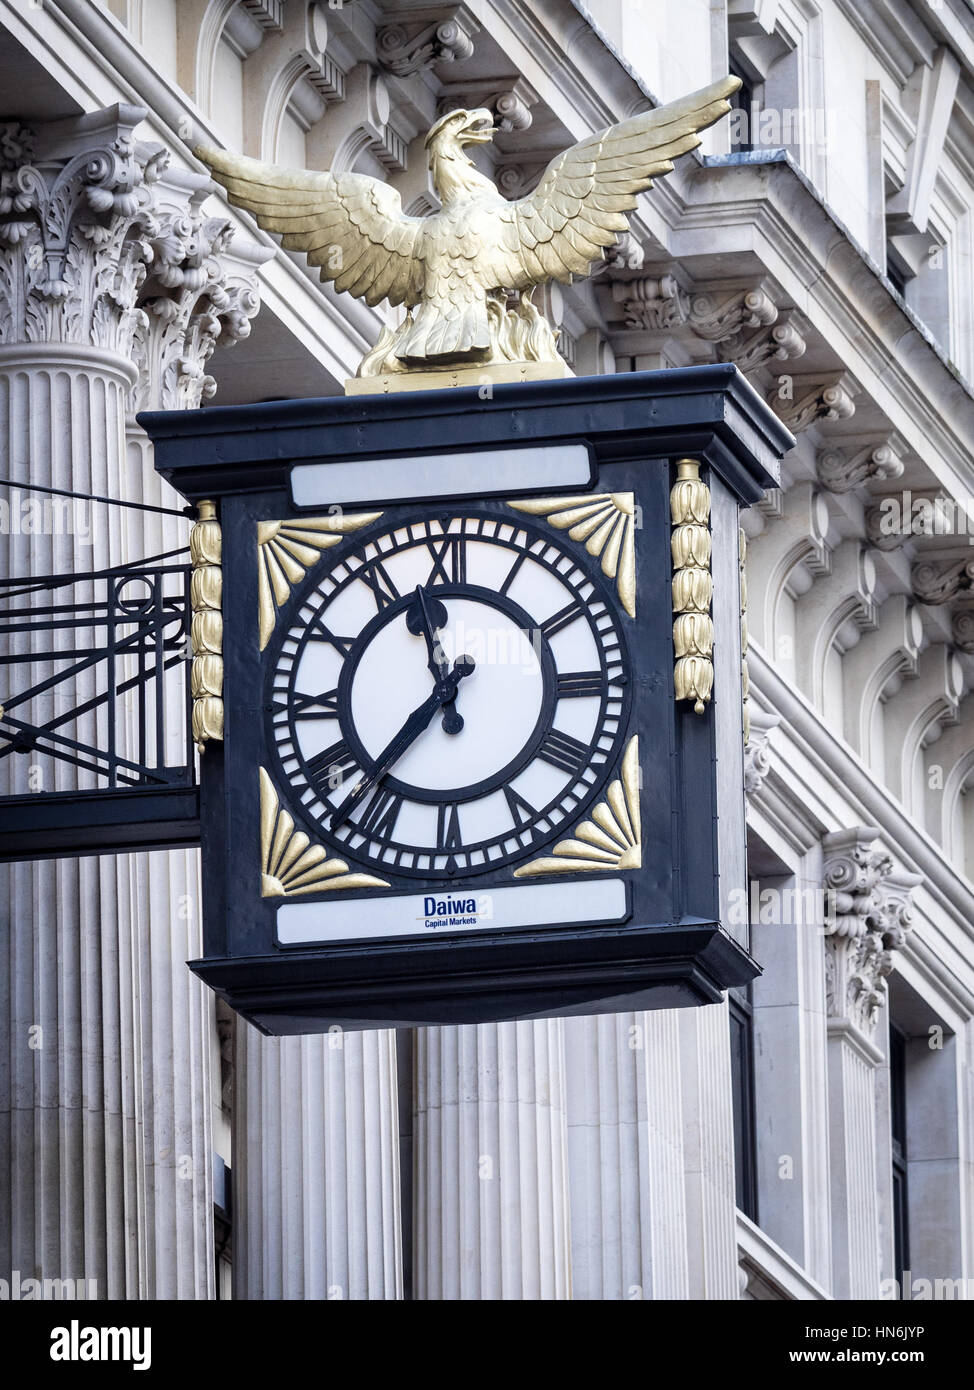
[253,492,644,949]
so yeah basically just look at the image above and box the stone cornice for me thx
[689,153,974,503]
[749,642,974,946]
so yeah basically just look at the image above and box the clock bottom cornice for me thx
[188,918,758,1035]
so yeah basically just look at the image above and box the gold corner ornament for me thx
[258,513,382,651]
[508,494,636,618]
[513,737,641,877]
[259,768,389,897]
[671,459,713,714]
[194,77,740,393]
[740,526,750,745]
[190,500,223,752]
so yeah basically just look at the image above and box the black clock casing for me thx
[142,366,789,1034]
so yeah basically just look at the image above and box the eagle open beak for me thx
[459,110,497,145]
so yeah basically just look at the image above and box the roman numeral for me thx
[357,785,402,840]
[539,600,585,639]
[358,558,400,609]
[306,618,355,656]
[538,729,590,776]
[292,688,340,720]
[306,739,359,796]
[556,671,604,699]
[499,551,527,596]
[426,535,467,585]
[504,785,538,829]
[436,803,463,850]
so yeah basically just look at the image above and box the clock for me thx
[267,508,632,880]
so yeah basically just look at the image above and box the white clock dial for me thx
[268,510,632,878]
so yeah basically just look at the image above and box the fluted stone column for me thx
[565,1011,689,1300]
[232,1025,402,1300]
[0,106,266,1297]
[414,1021,571,1299]
[822,829,920,1298]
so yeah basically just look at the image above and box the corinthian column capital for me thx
[0,105,272,410]
[821,828,921,1039]
[0,105,167,353]
[131,165,271,412]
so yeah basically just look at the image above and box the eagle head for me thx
[425,108,496,162]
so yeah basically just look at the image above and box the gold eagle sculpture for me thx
[196,76,739,386]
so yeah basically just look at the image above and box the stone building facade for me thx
[0,0,972,1300]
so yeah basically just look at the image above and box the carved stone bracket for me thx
[744,706,781,796]
[720,315,806,375]
[911,557,974,605]
[610,279,806,375]
[768,376,856,434]
[438,77,538,132]
[611,274,688,329]
[817,440,905,494]
[377,13,477,76]
[688,286,778,343]
[951,608,974,653]
[822,829,920,1038]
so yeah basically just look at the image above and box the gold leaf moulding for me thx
[259,768,388,897]
[513,736,641,877]
[190,499,223,753]
[670,460,713,714]
[258,513,383,650]
[507,493,636,618]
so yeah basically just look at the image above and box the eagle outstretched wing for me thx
[486,77,740,288]
[194,147,426,308]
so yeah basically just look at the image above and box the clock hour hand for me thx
[406,584,468,734]
[329,654,475,831]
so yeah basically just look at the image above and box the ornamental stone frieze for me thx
[0,106,270,410]
[816,439,905,494]
[821,829,921,1038]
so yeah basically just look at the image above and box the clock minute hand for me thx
[329,656,474,832]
